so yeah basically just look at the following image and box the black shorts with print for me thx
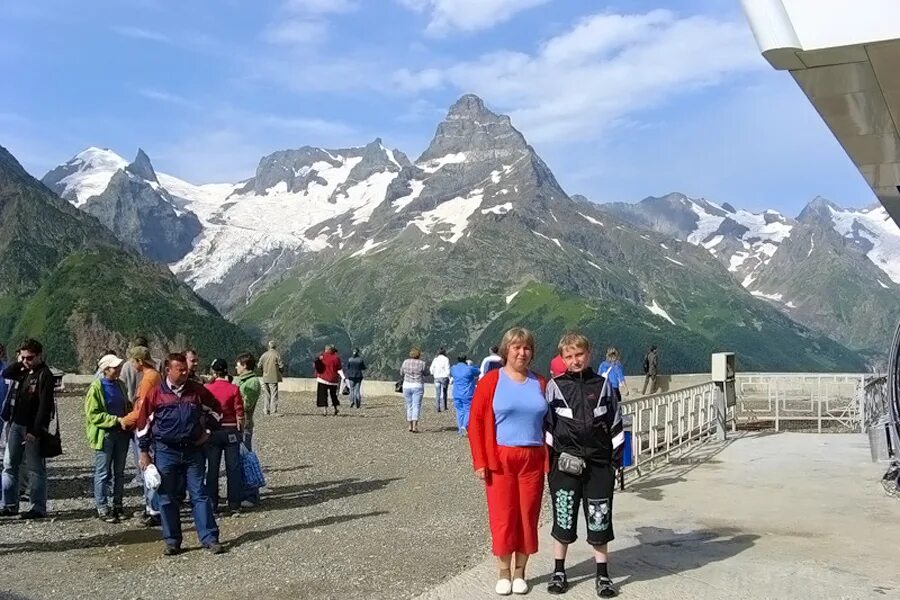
[549,459,615,546]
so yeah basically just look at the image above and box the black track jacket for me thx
[544,368,624,467]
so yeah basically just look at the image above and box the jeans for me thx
[348,379,363,408]
[1,423,47,515]
[129,434,143,483]
[206,428,243,512]
[154,442,219,547]
[264,383,279,414]
[454,395,472,432]
[403,386,424,422]
[434,378,449,411]
[93,429,130,514]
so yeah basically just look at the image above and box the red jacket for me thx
[314,352,342,384]
[205,379,245,428]
[468,368,549,473]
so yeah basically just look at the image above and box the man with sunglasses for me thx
[0,339,55,519]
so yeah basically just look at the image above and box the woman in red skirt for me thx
[469,327,548,595]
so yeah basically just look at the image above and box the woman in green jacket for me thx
[235,352,262,507]
[84,354,130,523]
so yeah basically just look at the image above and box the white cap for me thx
[97,354,124,371]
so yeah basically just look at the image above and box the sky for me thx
[0,0,878,215]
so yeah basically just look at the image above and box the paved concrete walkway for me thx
[417,433,900,599]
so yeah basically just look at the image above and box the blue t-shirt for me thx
[101,379,127,417]
[493,370,547,447]
[598,360,625,389]
[450,362,480,400]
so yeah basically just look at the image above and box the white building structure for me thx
[741,0,900,225]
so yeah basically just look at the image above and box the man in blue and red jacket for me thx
[137,352,225,556]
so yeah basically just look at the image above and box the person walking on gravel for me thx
[315,345,342,416]
[449,355,480,436]
[430,348,451,412]
[400,348,427,433]
[260,341,284,416]
[84,354,131,523]
[344,349,367,409]
[136,353,225,556]
[641,345,659,395]
[544,334,623,597]
[469,327,548,596]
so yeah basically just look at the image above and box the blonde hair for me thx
[558,332,591,354]
[606,347,619,361]
[498,327,535,364]
[409,347,422,359]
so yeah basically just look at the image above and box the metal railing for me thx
[734,373,873,433]
[621,381,728,480]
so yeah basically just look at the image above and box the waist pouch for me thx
[557,451,585,476]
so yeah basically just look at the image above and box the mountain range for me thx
[0,146,255,372]
[11,93,898,375]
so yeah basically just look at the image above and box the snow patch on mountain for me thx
[482,202,512,215]
[827,204,900,283]
[418,152,467,174]
[392,180,425,212]
[646,300,675,325]
[411,190,484,243]
[578,212,604,226]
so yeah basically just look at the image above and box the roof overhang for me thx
[741,0,900,225]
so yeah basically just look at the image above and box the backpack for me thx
[643,355,650,374]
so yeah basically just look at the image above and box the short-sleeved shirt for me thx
[492,369,548,447]
[598,360,625,389]
[401,359,427,387]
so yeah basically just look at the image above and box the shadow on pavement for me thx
[261,477,402,512]
[229,511,389,549]
[533,526,759,592]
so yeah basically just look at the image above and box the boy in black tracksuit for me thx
[544,334,623,597]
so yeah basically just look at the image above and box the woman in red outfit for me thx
[469,327,548,596]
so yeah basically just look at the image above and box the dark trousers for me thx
[155,442,219,547]
[316,382,339,408]
[206,428,243,512]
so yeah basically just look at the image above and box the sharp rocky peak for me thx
[125,148,158,183]
[797,196,841,225]
[418,94,530,163]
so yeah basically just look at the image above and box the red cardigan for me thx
[468,368,549,473]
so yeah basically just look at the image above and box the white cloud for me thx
[395,10,765,142]
[111,25,171,44]
[137,88,198,108]
[262,19,329,45]
[283,0,357,13]
[398,0,549,36]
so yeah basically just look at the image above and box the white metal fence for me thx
[734,373,873,433]
[621,381,728,479]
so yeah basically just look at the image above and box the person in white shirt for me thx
[429,348,451,412]
[479,346,503,379]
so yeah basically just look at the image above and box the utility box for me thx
[711,352,735,383]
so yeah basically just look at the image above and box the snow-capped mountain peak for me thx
[42,147,128,206]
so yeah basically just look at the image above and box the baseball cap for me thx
[98,354,124,371]
[128,345,152,362]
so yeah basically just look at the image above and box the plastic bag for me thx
[241,445,266,489]
[143,464,161,490]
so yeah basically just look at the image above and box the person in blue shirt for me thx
[598,347,629,398]
[449,355,480,436]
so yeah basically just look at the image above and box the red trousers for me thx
[485,445,545,556]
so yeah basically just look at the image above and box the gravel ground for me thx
[0,391,492,600]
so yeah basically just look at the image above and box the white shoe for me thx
[512,578,529,594]
[495,578,512,595]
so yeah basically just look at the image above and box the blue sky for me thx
[0,0,876,215]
